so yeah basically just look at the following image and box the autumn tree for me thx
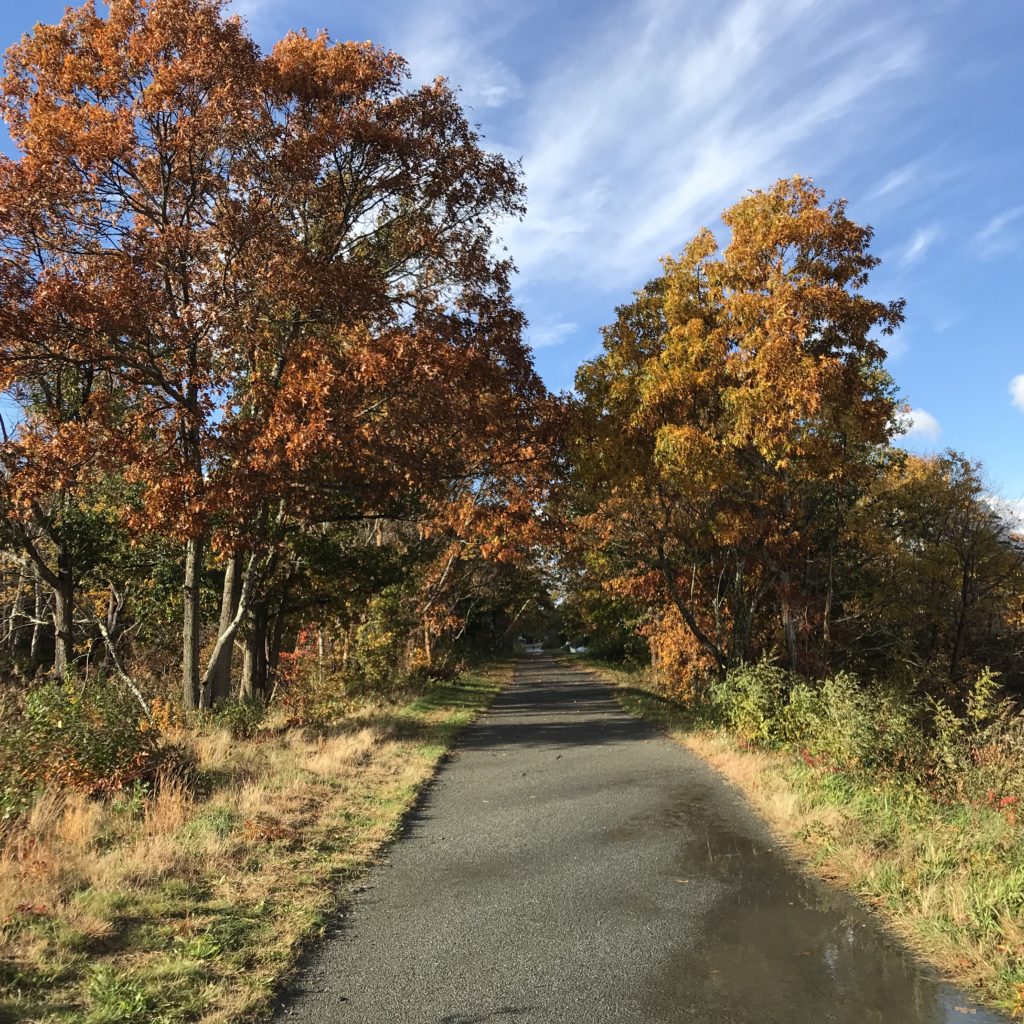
[840,451,1024,690]
[568,177,903,682]
[191,26,542,704]
[0,0,544,705]
[0,0,267,700]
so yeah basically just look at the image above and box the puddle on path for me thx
[640,793,1010,1023]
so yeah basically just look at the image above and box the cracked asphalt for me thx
[274,656,1009,1024]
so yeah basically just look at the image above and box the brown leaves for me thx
[0,0,544,556]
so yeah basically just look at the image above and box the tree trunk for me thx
[950,564,973,683]
[182,536,203,709]
[265,565,295,691]
[30,569,45,666]
[105,584,122,640]
[781,599,798,671]
[209,555,242,706]
[317,628,325,687]
[240,600,269,701]
[52,546,74,677]
[7,568,26,653]
[267,599,288,681]
[823,547,834,651]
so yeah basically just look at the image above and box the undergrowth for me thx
[0,664,509,1023]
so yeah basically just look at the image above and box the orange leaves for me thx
[269,32,404,108]
[0,0,545,560]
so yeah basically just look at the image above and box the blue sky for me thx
[2,0,1023,502]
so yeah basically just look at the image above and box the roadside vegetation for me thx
[0,666,509,1023]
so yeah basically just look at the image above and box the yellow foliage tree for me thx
[570,177,904,678]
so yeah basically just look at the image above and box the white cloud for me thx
[896,407,942,442]
[899,225,939,267]
[528,321,577,350]
[976,206,1024,259]
[868,162,918,201]
[497,0,923,287]
[1010,374,1024,411]
[396,0,524,110]
[863,153,966,209]
[987,497,1024,533]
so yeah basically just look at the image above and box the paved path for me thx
[276,657,1009,1024]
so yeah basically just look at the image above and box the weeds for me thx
[0,680,171,823]
[0,664,508,1023]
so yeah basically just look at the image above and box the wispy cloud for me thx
[499,0,923,287]
[863,152,966,209]
[896,407,942,442]
[1010,374,1024,411]
[394,0,524,111]
[976,206,1024,259]
[899,225,939,267]
[528,320,578,350]
[867,162,919,201]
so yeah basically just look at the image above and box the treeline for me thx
[560,178,1024,702]
[4,1,1022,797]
[0,0,554,719]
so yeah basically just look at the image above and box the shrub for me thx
[706,660,930,780]
[782,672,927,778]
[210,697,265,740]
[350,588,413,692]
[928,670,1024,809]
[277,629,351,726]
[0,678,165,821]
[644,606,716,704]
[708,662,793,746]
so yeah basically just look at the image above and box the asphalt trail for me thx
[275,657,1009,1024]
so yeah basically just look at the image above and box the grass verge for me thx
[572,657,1024,1021]
[0,664,511,1024]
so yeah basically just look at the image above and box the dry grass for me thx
[578,660,1024,1021]
[0,665,510,1023]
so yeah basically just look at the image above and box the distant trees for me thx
[563,177,1024,698]
[0,0,552,702]
[840,452,1024,685]
[3,5,1018,715]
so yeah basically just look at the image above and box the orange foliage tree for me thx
[0,0,546,704]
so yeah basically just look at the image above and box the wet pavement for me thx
[275,657,1010,1023]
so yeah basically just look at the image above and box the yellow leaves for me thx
[654,423,718,483]
[571,175,909,676]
